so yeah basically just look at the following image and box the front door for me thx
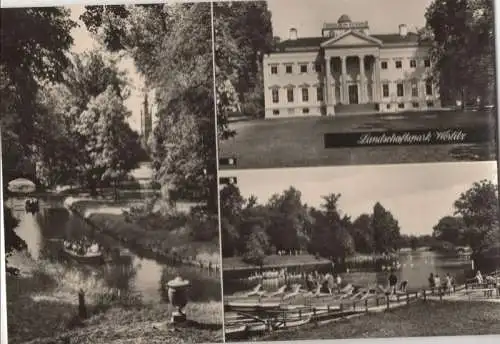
[348,84,359,104]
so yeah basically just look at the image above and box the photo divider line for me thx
[209,1,226,341]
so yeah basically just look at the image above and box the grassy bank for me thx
[70,200,221,270]
[219,110,497,169]
[223,254,331,271]
[260,300,500,341]
[6,252,222,344]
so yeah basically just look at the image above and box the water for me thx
[10,196,221,303]
[223,249,473,295]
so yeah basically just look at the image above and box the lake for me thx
[10,196,221,303]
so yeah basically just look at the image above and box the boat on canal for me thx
[62,240,105,264]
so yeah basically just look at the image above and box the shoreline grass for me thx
[6,252,222,344]
[258,300,500,341]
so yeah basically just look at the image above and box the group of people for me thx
[387,271,408,294]
[428,272,455,294]
[304,271,342,294]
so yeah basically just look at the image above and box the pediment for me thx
[321,30,382,48]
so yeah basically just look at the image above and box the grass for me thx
[223,254,331,270]
[260,300,500,341]
[219,110,497,169]
[6,252,222,344]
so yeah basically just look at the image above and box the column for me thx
[341,56,347,104]
[359,55,365,104]
[374,56,381,102]
[325,56,335,115]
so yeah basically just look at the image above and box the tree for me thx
[372,202,401,253]
[3,206,27,275]
[242,225,270,266]
[424,0,495,106]
[351,213,374,253]
[432,216,466,246]
[453,179,499,253]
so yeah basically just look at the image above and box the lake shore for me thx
[259,300,500,341]
[67,198,221,274]
[6,252,223,344]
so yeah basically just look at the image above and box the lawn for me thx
[260,300,500,341]
[219,110,497,169]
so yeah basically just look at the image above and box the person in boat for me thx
[388,271,398,295]
[475,270,484,284]
[428,273,435,292]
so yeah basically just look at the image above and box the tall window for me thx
[272,89,279,103]
[316,87,324,102]
[271,65,278,74]
[382,84,389,98]
[285,64,293,74]
[300,64,307,73]
[287,88,294,102]
[302,88,309,102]
[410,60,417,68]
[314,63,322,72]
[397,83,404,97]
[424,59,431,68]
[395,60,402,69]
[381,61,388,69]
[426,80,433,95]
[411,81,418,97]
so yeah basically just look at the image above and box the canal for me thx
[10,196,221,303]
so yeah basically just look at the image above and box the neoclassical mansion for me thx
[263,15,441,118]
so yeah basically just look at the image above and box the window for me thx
[412,102,419,108]
[287,88,294,102]
[381,61,388,69]
[300,64,308,73]
[426,80,433,96]
[314,63,322,72]
[271,65,278,74]
[302,108,310,114]
[424,59,431,68]
[411,81,418,97]
[386,104,391,109]
[398,103,405,109]
[397,83,404,97]
[382,84,389,98]
[302,88,309,102]
[285,64,293,74]
[410,59,417,68]
[272,89,279,103]
[272,109,280,116]
[395,60,402,69]
[316,87,324,102]
[427,101,434,107]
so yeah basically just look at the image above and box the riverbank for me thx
[260,300,500,341]
[6,252,222,344]
[67,198,221,273]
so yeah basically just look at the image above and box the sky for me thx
[219,161,498,236]
[68,5,145,133]
[267,0,434,40]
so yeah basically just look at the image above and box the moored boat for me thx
[62,241,104,264]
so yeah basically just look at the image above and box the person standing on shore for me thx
[445,273,453,294]
[388,271,398,295]
[325,272,334,294]
[428,273,435,293]
[434,274,441,294]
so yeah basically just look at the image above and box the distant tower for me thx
[141,92,152,142]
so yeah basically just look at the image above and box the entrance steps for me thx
[335,103,377,115]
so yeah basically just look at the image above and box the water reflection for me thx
[11,197,221,303]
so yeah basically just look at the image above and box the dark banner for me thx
[324,128,491,148]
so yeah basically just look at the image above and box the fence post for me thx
[327,304,330,313]
[386,295,390,310]
[283,309,287,328]
[396,294,400,303]
[353,300,356,311]
[365,299,368,312]
[439,288,443,301]
[406,292,410,305]
[299,309,302,320]
[339,303,343,312]
[78,289,87,319]
[376,297,379,306]
[423,290,426,302]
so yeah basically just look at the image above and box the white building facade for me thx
[263,15,441,118]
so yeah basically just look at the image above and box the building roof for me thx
[274,32,425,52]
[338,14,352,23]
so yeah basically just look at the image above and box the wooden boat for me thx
[274,316,312,330]
[62,243,104,265]
[225,324,247,336]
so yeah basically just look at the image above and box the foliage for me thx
[80,4,218,213]
[432,216,466,246]
[424,0,495,105]
[371,202,401,253]
[3,206,27,275]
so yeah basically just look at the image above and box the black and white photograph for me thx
[1,3,222,343]
[215,0,497,170]
[219,161,500,341]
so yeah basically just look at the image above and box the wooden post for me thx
[339,303,343,312]
[299,309,302,320]
[376,297,379,306]
[353,300,356,311]
[78,289,87,319]
[396,294,400,303]
[386,295,390,310]
[327,304,330,313]
[439,288,443,301]
[283,309,287,327]
[423,290,426,301]
[406,293,410,305]
[365,298,368,312]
